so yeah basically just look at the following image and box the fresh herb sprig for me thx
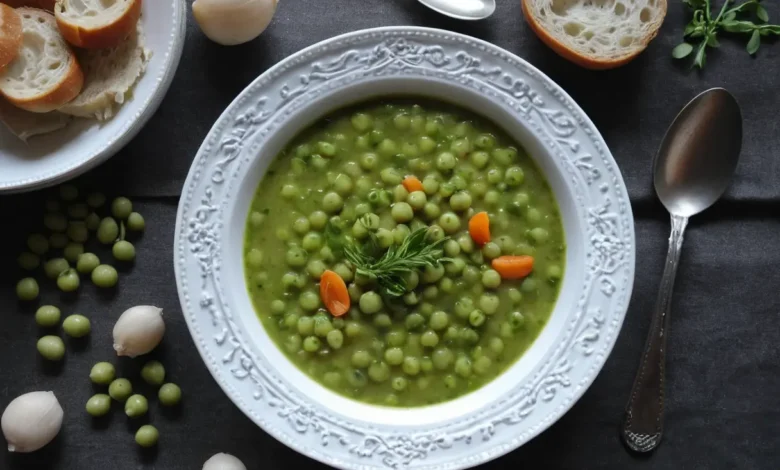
[341,226,449,298]
[674,0,780,68]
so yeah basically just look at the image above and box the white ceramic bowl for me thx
[0,0,186,193]
[175,27,635,469]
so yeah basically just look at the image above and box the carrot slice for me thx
[468,211,491,245]
[491,256,535,280]
[402,175,423,193]
[319,270,350,316]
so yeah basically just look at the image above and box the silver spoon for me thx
[417,0,496,20]
[621,88,742,453]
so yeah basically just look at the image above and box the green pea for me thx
[527,207,542,223]
[420,330,439,348]
[62,314,90,337]
[322,192,344,213]
[454,356,473,378]
[135,425,159,448]
[111,240,135,262]
[450,174,467,190]
[391,376,408,392]
[57,269,80,292]
[97,217,119,244]
[481,269,502,289]
[66,203,87,220]
[500,322,514,339]
[373,313,392,329]
[140,360,166,386]
[448,191,471,212]
[90,362,116,385]
[286,246,308,267]
[368,361,390,382]
[280,184,299,199]
[37,336,64,361]
[86,394,111,417]
[419,136,437,154]
[401,356,421,376]
[35,305,61,328]
[445,257,466,276]
[480,241,500,259]
[306,259,327,279]
[390,202,414,223]
[59,184,78,201]
[283,312,300,329]
[92,265,118,288]
[45,199,60,212]
[321,328,342,349]
[436,152,456,171]
[508,311,526,329]
[27,233,49,255]
[313,314,334,336]
[342,320,361,338]
[303,336,321,353]
[384,347,404,366]
[85,192,105,208]
[378,140,399,159]
[547,265,563,280]
[17,252,39,272]
[450,138,472,158]
[83,212,99,231]
[267,300,285,316]
[75,253,100,274]
[308,210,328,230]
[111,197,133,219]
[301,232,323,252]
[16,277,38,301]
[317,141,336,158]
[284,334,302,353]
[62,242,83,263]
[438,212,460,234]
[529,227,549,244]
[291,217,311,236]
[293,316,312,336]
[404,313,425,330]
[44,259,67,281]
[351,112,373,131]
[349,350,371,369]
[49,233,69,249]
[469,309,487,327]
[109,378,133,401]
[462,266,480,284]
[44,213,68,232]
[122,213,145,233]
[479,293,500,314]
[359,292,383,314]
[521,277,538,294]
[403,292,418,306]
[429,311,449,331]
[432,347,454,370]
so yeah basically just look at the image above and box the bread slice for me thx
[1,1,57,10]
[54,0,141,49]
[0,4,22,70]
[0,96,69,141]
[58,22,150,121]
[0,8,83,113]
[521,0,667,70]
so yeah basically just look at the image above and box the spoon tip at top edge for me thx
[417,0,497,20]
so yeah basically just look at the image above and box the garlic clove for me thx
[193,0,278,46]
[202,452,247,470]
[2,391,63,453]
[112,305,166,358]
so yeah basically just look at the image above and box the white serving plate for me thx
[174,27,635,469]
[0,0,186,193]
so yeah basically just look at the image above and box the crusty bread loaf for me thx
[0,96,69,141]
[0,8,83,113]
[1,1,56,11]
[0,3,22,70]
[521,0,667,70]
[54,0,141,49]
[58,22,149,121]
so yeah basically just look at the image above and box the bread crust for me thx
[0,8,83,113]
[54,0,142,49]
[521,0,667,70]
[1,1,56,11]
[0,3,22,70]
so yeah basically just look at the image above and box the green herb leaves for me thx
[343,228,450,298]
[676,0,780,69]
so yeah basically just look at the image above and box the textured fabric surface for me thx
[1,1,779,469]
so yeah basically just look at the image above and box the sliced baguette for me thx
[0,96,69,141]
[1,1,56,11]
[58,22,150,121]
[0,8,83,113]
[0,4,22,70]
[54,0,141,49]
[521,0,667,70]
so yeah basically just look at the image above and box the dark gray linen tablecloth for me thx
[1,1,779,469]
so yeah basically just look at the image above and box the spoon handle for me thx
[621,213,688,452]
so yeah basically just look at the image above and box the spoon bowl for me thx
[654,88,743,217]
[417,0,496,20]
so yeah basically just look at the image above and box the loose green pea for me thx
[141,360,166,386]
[351,113,373,132]
[44,258,69,279]
[390,202,414,223]
[109,378,133,401]
[479,293,500,314]
[384,347,404,366]
[300,290,321,311]
[17,252,40,271]
[322,192,344,213]
[111,197,133,219]
[59,184,78,201]
[326,329,344,349]
[508,311,526,329]
[27,233,49,255]
[529,227,549,244]
[449,191,472,211]
[405,313,425,330]
[16,277,39,301]
[302,232,323,252]
[469,309,487,327]
[360,152,378,171]
[112,240,136,262]
[368,361,390,382]
[286,246,308,267]
[44,213,68,232]
[429,311,449,331]
[91,265,118,288]
[303,336,321,352]
[63,314,90,337]
[345,321,362,338]
[37,336,64,361]
[373,313,392,329]
[86,192,106,208]
[420,330,439,348]
[35,305,61,328]
[90,362,116,385]
[436,152,456,171]
[57,269,80,293]
[97,217,119,244]
[85,213,101,231]
[125,394,148,418]
[135,425,159,447]
[63,242,84,262]
[438,212,460,234]
[505,167,525,186]
[86,394,111,417]
[351,350,372,368]
[67,203,89,219]
[359,291,383,314]
[49,233,69,249]
[159,383,182,406]
[67,222,88,243]
[482,269,502,289]
[432,347,454,370]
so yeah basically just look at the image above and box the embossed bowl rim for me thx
[175,26,635,469]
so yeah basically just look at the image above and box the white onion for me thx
[203,452,247,470]
[1,391,63,453]
[192,0,278,46]
[113,305,165,358]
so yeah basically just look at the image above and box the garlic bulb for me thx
[203,452,247,470]
[113,305,165,358]
[193,0,278,46]
[2,391,63,453]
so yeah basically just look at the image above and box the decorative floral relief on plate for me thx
[175,27,634,469]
